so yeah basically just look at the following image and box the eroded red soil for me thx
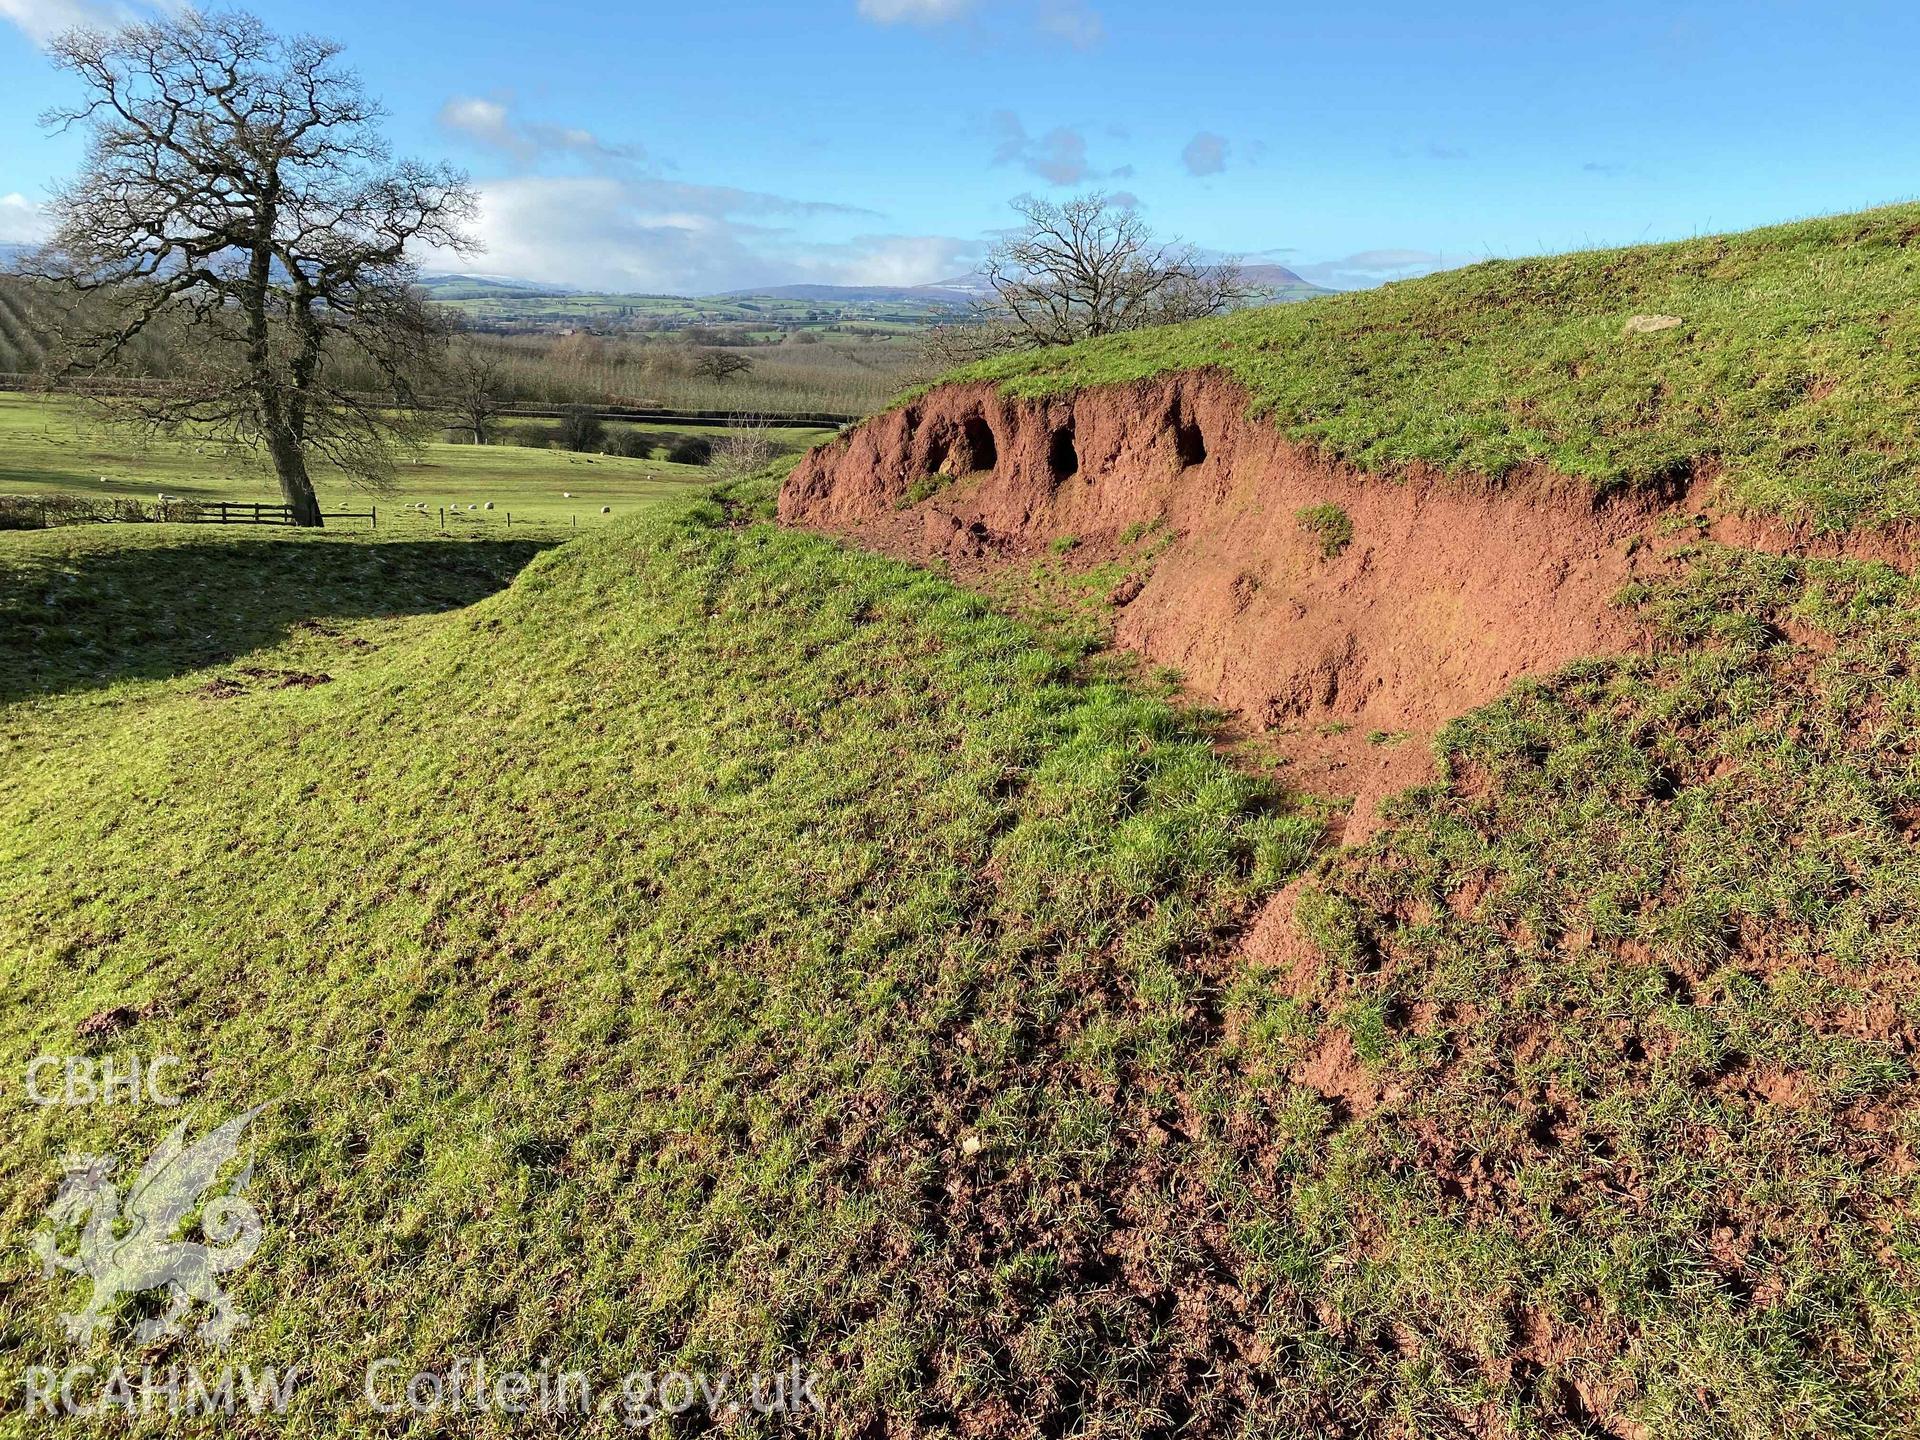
[786,375,1697,824]
[782,371,1920,839]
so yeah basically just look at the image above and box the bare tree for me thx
[448,347,508,445]
[27,10,473,526]
[712,414,776,482]
[557,405,606,453]
[689,348,753,385]
[925,192,1249,367]
[917,314,1030,374]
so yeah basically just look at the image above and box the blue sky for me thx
[2,0,1917,293]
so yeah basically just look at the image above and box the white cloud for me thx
[0,192,49,245]
[439,98,514,150]
[989,111,1130,187]
[0,0,152,46]
[423,94,973,293]
[425,175,973,294]
[855,0,1102,46]
[438,96,639,169]
[1181,132,1229,177]
[856,0,973,22]
[786,232,980,287]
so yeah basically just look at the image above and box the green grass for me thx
[0,493,1318,1434]
[0,394,800,529]
[4,482,1920,1433]
[1269,543,1920,1436]
[947,203,1920,535]
[1295,502,1353,558]
[7,198,1918,1439]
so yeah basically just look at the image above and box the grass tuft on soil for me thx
[944,203,1920,535]
[1295,501,1353,558]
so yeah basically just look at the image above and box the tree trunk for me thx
[268,431,324,528]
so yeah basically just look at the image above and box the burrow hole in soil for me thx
[1048,424,1080,482]
[1173,418,1207,467]
[924,433,951,474]
[961,415,998,471]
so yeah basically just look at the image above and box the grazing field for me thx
[447,329,928,415]
[0,394,829,527]
[424,284,963,333]
[0,272,934,416]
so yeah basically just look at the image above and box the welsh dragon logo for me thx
[31,1105,267,1345]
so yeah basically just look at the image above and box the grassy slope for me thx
[5,490,1919,1435]
[0,395,807,527]
[0,500,1315,1434]
[1287,546,1920,1434]
[954,204,1920,534]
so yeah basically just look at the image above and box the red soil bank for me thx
[779,372,1808,828]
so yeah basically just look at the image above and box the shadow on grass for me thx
[0,533,556,704]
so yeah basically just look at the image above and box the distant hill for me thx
[1237,263,1332,300]
[915,265,1333,306]
[415,272,583,301]
[709,282,978,306]
[925,273,996,300]
[411,265,1331,313]
[718,266,1335,309]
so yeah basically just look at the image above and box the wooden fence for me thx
[158,500,375,528]
[184,502,587,533]
[0,494,375,530]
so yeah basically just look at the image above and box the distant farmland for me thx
[424,283,968,337]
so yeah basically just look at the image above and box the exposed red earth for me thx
[781,377,1618,830]
[782,373,1920,840]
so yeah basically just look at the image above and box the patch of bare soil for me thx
[782,373,1715,835]
[197,667,333,699]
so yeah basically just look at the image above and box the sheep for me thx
[562,491,572,498]
[600,506,611,514]
[484,501,494,510]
